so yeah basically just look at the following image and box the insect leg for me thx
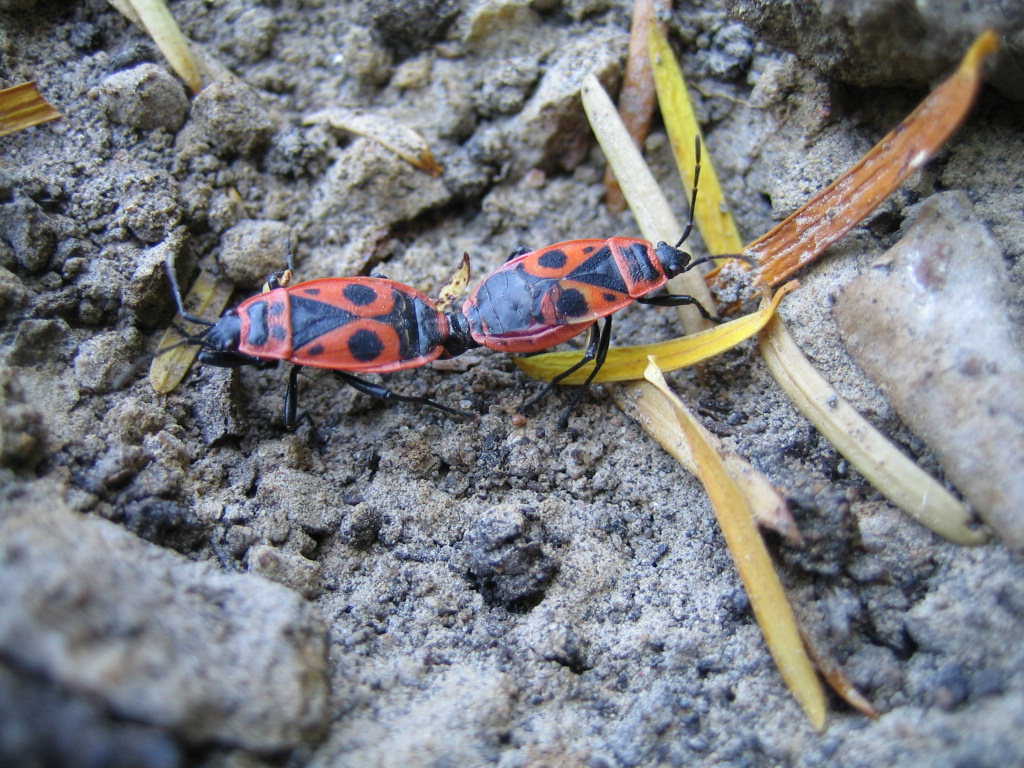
[334,371,477,420]
[164,257,215,327]
[518,319,607,419]
[283,365,320,442]
[556,317,613,429]
[637,294,716,321]
[673,136,702,249]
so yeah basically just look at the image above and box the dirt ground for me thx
[2,1,1024,766]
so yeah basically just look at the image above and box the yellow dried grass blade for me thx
[644,361,826,729]
[149,267,233,394]
[304,109,443,176]
[581,74,714,334]
[612,379,801,543]
[0,82,61,138]
[759,314,986,545]
[515,281,796,385]
[649,24,744,255]
[109,0,202,94]
[435,253,471,313]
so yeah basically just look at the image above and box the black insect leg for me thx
[334,371,477,420]
[673,136,702,249]
[518,317,613,428]
[505,246,533,262]
[283,365,320,442]
[637,293,717,321]
[555,316,613,429]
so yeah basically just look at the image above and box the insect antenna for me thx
[673,135,702,249]
[164,256,216,327]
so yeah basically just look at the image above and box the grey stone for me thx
[833,192,1024,552]
[103,64,190,132]
[0,493,329,752]
[190,80,275,157]
[218,220,291,288]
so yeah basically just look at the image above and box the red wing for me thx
[284,278,446,372]
[512,240,611,277]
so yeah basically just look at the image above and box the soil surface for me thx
[2,1,1024,767]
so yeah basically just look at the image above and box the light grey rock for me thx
[102,64,190,132]
[833,192,1024,551]
[0,492,329,752]
[218,219,292,288]
[726,0,1024,97]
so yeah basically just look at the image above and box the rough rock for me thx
[102,64,190,132]
[725,0,1024,96]
[218,219,292,288]
[189,80,276,157]
[0,491,329,752]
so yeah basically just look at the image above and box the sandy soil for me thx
[2,1,1023,766]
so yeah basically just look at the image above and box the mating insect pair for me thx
[168,145,717,430]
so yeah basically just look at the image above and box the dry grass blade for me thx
[613,379,801,543]
[109,0,202,94]
[435,253,471,313]
[0,82,61,138]
[149,267,234,394]
[304,109,443,176]
[643,362,827,728]
[650,27,988,546]
[602,0,668,212]
[798,622,879,719]
[515,280,797,385]
[759,314,986,545]
[649,24,744,255]
[735,30,999,287]
[581,74,713,334]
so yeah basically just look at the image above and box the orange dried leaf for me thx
[0,82,61,138]
[737,30,999,287]
[603,0,668,211]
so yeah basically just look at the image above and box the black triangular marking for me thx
[290,295,358,350]
[565,246,629,294]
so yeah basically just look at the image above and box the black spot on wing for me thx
[537,249,568,270]
[344,283,378,306]
[556,288,588,318]
[349,328,384,362]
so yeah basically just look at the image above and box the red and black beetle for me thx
[461,140,715,426]
[166,264,478,430]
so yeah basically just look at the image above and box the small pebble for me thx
[218,220,291,287]
[102,64,189,132]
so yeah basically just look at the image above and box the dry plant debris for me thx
[106,0,202,94]
[0,82,61,138]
